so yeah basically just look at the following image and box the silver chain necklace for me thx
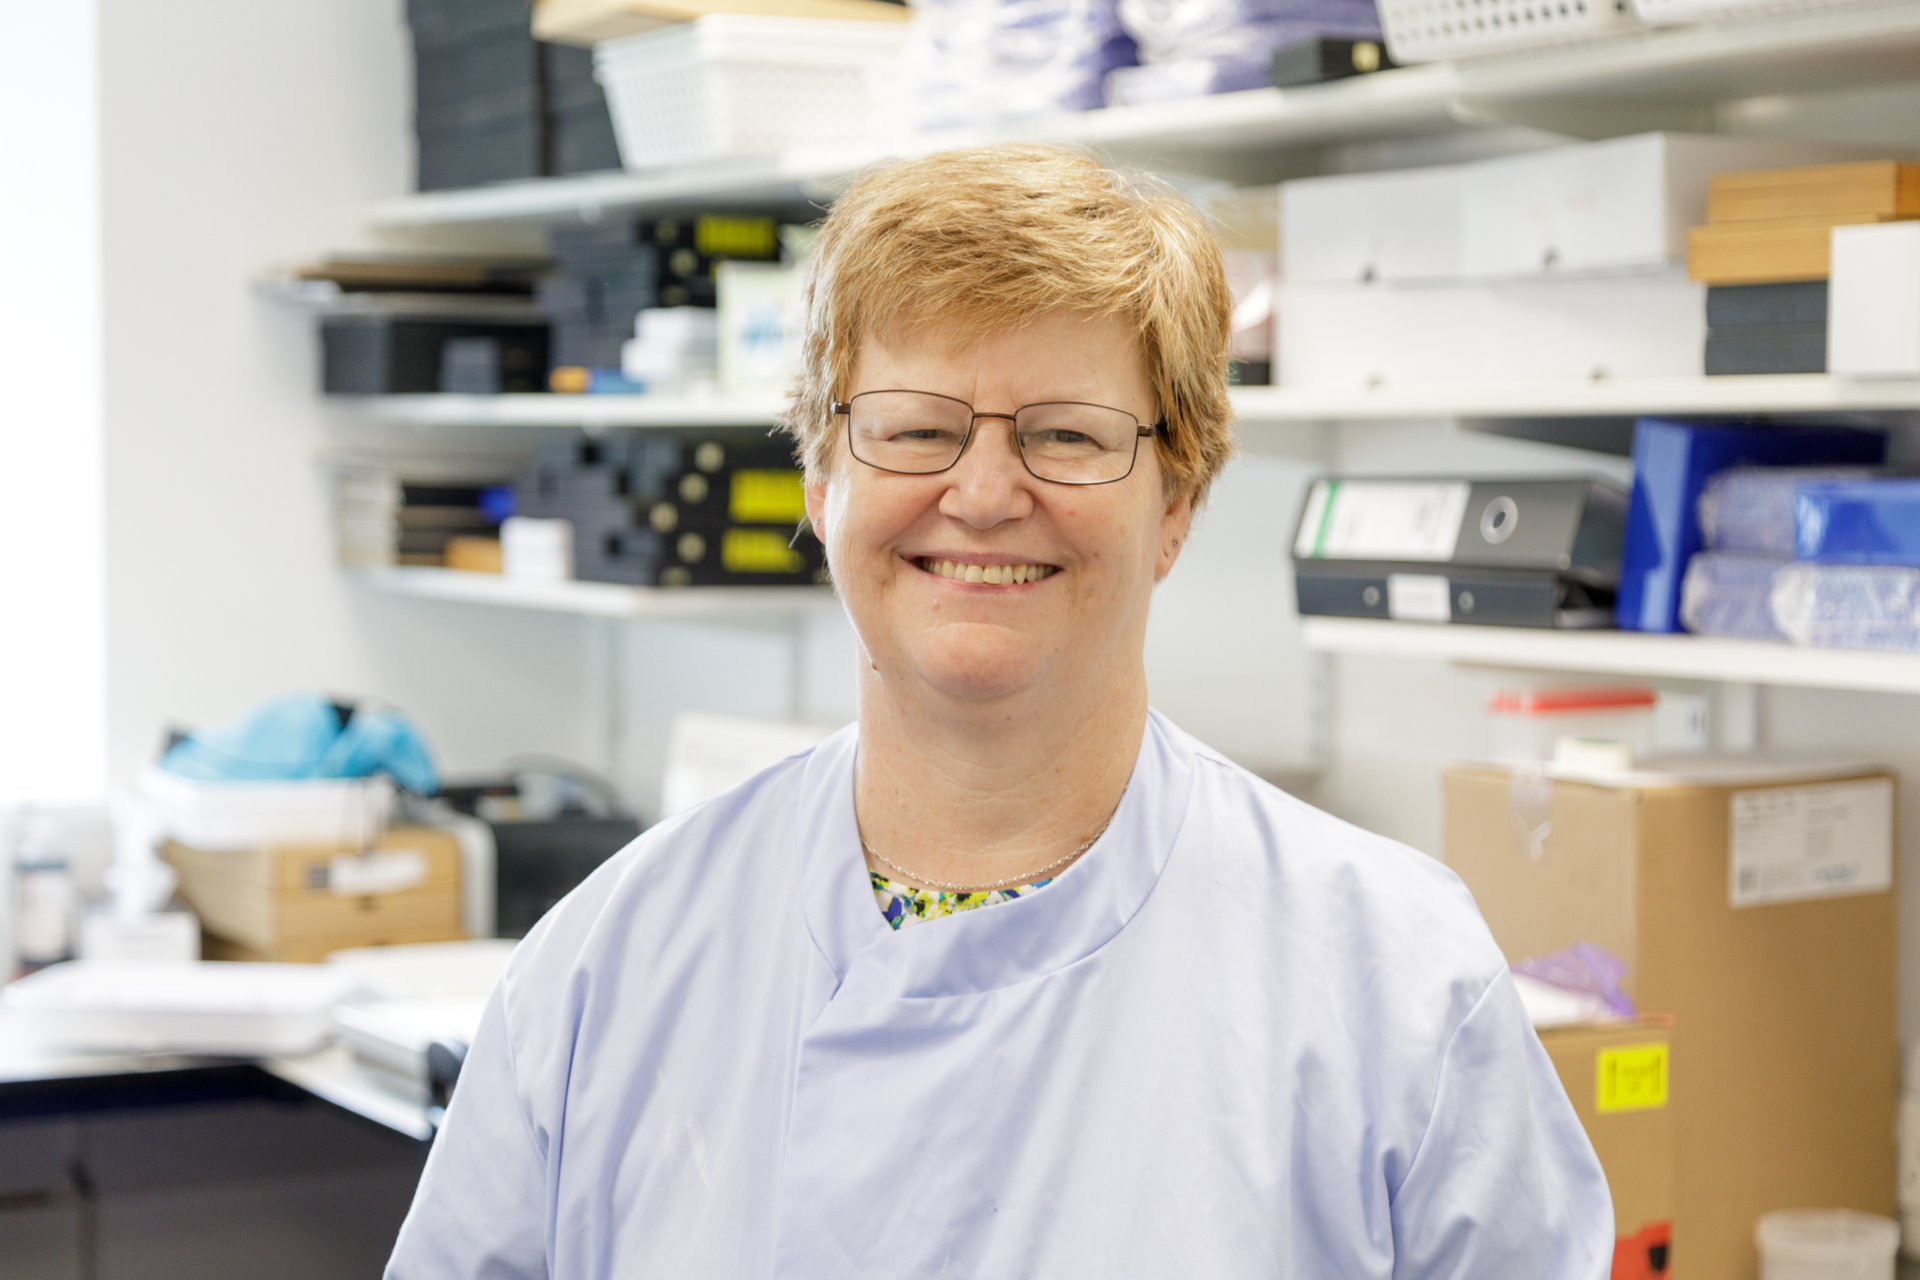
[860,803,1121,895]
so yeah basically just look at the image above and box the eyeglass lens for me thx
[845,391,1143,485]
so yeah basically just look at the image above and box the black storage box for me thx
[322,316,550,395]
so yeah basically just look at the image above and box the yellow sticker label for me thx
[722,527,803,575]
[695,214,777,259]
[730,470,807,523]
[1596,1043,1669,1114]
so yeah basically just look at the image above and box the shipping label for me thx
[1729,778,1894,908]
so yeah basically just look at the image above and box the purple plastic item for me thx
[1512,942,1637,1019]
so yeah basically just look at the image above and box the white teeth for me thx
[919,558,1055,584]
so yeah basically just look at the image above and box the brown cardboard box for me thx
[1540,1018,1674,1280]
[165,826,465,963]
[1447,761,1897,1280]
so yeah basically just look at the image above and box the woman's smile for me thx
[912,556,1060,586]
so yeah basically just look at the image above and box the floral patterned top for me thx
[870,869,1054,930]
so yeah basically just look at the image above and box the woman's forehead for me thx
[851,312,1151,409]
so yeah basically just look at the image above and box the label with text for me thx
[1730,777,1893,908]
[1597,1043,1669,1114]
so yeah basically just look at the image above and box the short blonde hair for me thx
[781,144,1236,503]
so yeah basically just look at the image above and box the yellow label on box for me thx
[723,527,803,575]
[1597,1043,1669,1114]
[730,470,806,523]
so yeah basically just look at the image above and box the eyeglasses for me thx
[831,390,1161,486]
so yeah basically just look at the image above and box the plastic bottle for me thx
[14,816,75,973]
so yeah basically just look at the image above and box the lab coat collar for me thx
[795,709,1197,1000]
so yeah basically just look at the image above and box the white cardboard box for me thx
[1281,165,1465,284]
[1830,221,1920,379]
[1275,282,1489,389]
[1483,269,1705,382]
[1462,133,1854,279]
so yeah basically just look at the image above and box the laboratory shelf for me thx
[1228,375,1920,422]
[353,392,788,429]
[1301,616,1920,694]
[366,0,1920,230]
[351,566,836,621]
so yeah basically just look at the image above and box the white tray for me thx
[4,961,352,1056]
[138,765,394,851]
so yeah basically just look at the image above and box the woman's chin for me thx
[897,628,1054,705]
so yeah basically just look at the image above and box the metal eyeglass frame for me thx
[830,390,1164,486]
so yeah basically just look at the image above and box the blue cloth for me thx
[1616,419,1885,633]
[387,711,1610,1279]
[160,694,438,794]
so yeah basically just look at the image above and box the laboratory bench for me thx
[0,1012,433,1280]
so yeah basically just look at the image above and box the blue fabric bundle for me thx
[160,693,439,795]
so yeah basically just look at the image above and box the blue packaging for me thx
[1795,478,1920,566]
[1616,419,1887,632]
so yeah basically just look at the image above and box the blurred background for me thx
[5,0,1920,1275]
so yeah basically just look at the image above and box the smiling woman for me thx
[388,145,1614,1280]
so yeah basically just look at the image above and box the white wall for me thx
[96,0,599,790]
[0,0,106,805]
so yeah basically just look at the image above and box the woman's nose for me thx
[939,417,1034,528]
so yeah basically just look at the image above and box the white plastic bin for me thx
[1756,1210,1898,1280]
[1280,165,1467,284]
[1377,0,1644,64]
[137,764,394,851]
[1487,687,1658,763]
[594,16,909,170]
[1634,0,1876,24]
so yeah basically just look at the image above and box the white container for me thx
[136,765,394,852]
[1281,165,1467,284]
[1462,134,1855,279]
[1830,222,1920,379]
[501,516,575,582]
[1482,269,1705,382]
[1756,1210,1899,1280]
[1634,0,1876,24]
[1275,281,1490,389]
[594,16,909,169]
[1487,687,1658,763]
[3,960,351,1056]
[717,262,804,397]
[1378,0,1645,63]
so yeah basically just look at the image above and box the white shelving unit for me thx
[350,566,835,621]
[1302,617,1920,694]
[352,376,1920,431]
[366,0,1920,229]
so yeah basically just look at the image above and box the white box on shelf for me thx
[1281,165,1465,284]
[137,765,395,851]
[1830,221,1920,379]
[594,16,908,169]
[1378,0,1645,63]
[2,960,352,1056]
[1462,133,1854,279]
[501,516,575,581]
[1482,269,1705,382]
[717,262,803,397]
[1275,282,1489,390]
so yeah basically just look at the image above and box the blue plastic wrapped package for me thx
[1679,551,1789,640]
[160,693,439,795]
[883,0,1136,129]
[1696,466,1880,556]
[1771,563,1920,652]
[1116,0,1378,62]
[1615,419,1886,633]
[1105,51,1271,105]
[1795,477,1920,566]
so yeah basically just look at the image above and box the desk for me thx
[0,1013,432,1280]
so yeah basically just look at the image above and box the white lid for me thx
[1756,1210,1900,1261]
[1459,754,1888,789]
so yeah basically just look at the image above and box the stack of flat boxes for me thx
[408,0,542,191]
[544,43,622,176]
[1689,161,1920,375]
[516,429,824,586]
[541,225,660,372]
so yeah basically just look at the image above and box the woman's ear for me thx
[1156,492,1194,581]
[804,468,829,545]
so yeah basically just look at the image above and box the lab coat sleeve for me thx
[385,979,549,1280]
[1389,970,1614,1280]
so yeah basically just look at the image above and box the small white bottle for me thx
[14,816,75,974]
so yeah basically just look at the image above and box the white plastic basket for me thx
[1379,0,1644,63]
[594,16,910,170]
[1632,0,1876,25]
[137,764,395,851]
